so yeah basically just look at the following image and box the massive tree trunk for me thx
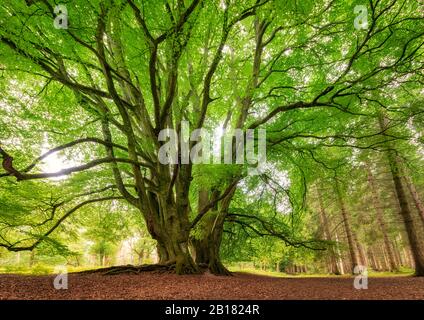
[100,10,200,275]
[147,194,199,274]
[102,127,199,273]
[366,165,398,271]
[379,116,424,276]
[190,189,232,275]
[191,211,231,275]
[335,179,360,274]
[156,242,170,264]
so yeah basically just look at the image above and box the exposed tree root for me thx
[71,262,220,276]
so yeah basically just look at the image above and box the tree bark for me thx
[154,209,199,275]
[29,250,35,267]
[366,164,398,271]
[334,229,345,274]
[191,223,230,275]
[403,175,424,226]
[392,240,402,267]
[368,247,378,271]
[387,157,424,275]
[316,184,341,274]
[144,190,199,274]
[190,184,238,276]
[335,179,360,274]
[379,116,424,276]
[191,190,231,275]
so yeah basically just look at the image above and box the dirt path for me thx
[0,273,423,300]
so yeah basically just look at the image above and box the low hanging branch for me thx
[227,212,327,251]
[0,195,124,252]
[0,145,150,181]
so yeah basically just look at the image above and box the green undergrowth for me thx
[229,266,414,278]
[0,264,98,275]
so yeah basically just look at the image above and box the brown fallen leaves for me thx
[0,273,423,300]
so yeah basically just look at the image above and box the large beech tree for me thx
[0,0,423,274]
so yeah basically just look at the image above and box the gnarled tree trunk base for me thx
[208,260,232,276]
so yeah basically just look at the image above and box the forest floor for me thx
[0,272,423,300]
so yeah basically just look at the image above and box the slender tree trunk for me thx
[334,230,345,274]
[381,244,390,271]
[392,241,402,267]
[389,164,424,275]
[29,250,35,267]
[376,246,384,271]
[353,234,367,267]
[99,253,104,267]
[316,185,341,274]
[403,175,424,226]
[403,247,414,268]
[366,165,398,271]
[380,116,424,276]
[335,179,360,274]
[371,247,381,271]
[368,247,378,271]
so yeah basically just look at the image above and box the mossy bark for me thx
[191,210,231,275]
